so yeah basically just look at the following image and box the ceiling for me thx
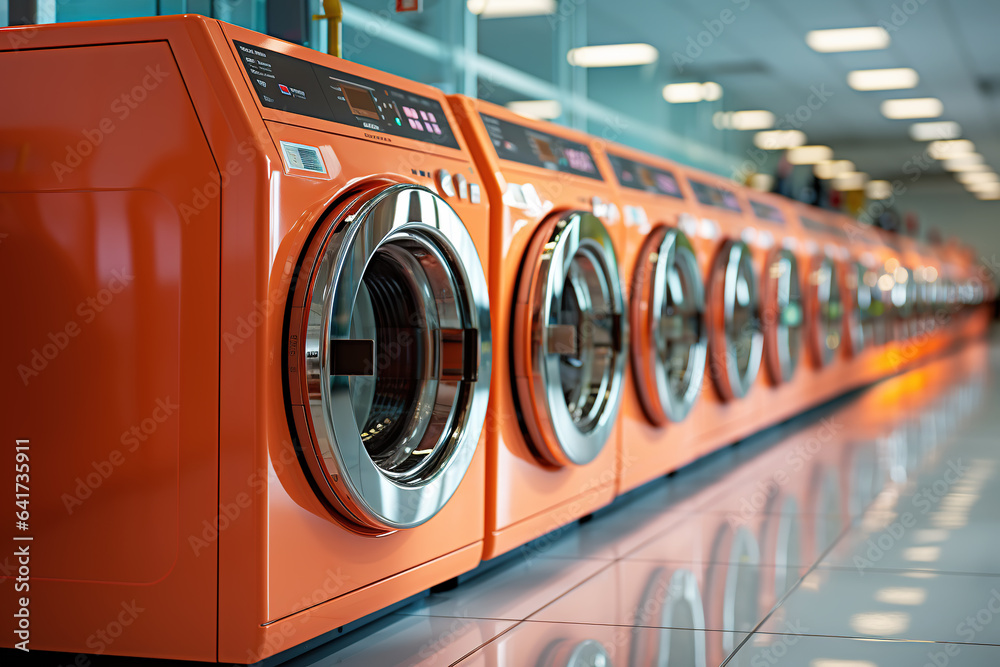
[582,0,1000,187]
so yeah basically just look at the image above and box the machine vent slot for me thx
[280,141,327,174]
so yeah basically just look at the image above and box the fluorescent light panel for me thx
[714,110,775,130]
[814,159,855,179]
[467,0,556,18]
[662,81,722,103]
[787,145,834,165]
[848,67,918,91]
[943,154,985,171]
[806,27,890,53]
[928,139,975,160]
[567,43,658,67]
[957,171,999,185]
[910,121,961,141]
[754,129,807,150]
[834,171,869,191]
[506,99,562,119]
[866,180,893,199]
[881,98,943,119]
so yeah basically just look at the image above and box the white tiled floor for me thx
[289,338,1000,666]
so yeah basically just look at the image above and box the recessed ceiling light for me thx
[787,145,834,165]
[506,99,562,119]
[567,43,659,67]
[928,139,976,160]
[866,180,893,199]
[814,159,855,179]
[834,171,869,191]
[881,98,943,120]
[754,129,807,150]
[467,0,556,18]
[848,67,919,91]
[966,180,1000,193]
[910,121,962,141]
[943,154,985,171]
[701,82,723,101]
[715,109,775,130]
[662,81,723,103]
[957,171,999,185]
[806,27,890,52]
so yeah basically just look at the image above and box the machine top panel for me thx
[748,199,786,225]
[479,113,603,181]
[234,41,460,149]
[687,178,744,213]
[606,152,684,198]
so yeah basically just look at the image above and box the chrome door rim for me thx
[809,256,842,367]
[631,227,707,425]
[514,211,627,467]
[845,262,868,356]
[709,240,763,401]
[762,248,802,384]
[287,183,491,531]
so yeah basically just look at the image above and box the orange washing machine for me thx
[594,142,710,494]
[676,167,787,462]
[0,17,494,663]
[447,96,627,559]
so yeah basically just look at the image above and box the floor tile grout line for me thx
[813,563,1000,579]
[480,618,1000,648]
[447,619,525,667]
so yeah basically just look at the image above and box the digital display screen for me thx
[689,179,743,213]
[234,41,460,149]
[801,215,846,237]
[749,200,786,224]
[479,113,603,180]
[607,153,684,198]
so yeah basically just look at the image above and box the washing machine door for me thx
[708,240,763,401]
[513,211,627,467]
[761,248,803,385]
[630,227,707,425]
[287,183,491,532]
[807,257,843,366]
[844,261,868,357]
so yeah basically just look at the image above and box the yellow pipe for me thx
[312,0,343,58]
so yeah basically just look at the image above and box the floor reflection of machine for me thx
[449,97,626,559]
[597,142,709,494]
[0,18,493,662]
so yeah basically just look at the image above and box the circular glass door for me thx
[513,211,627,467]
[865,267,889,346]
[708,240,763,401]
[807,257,843,367]
[761,248,803,384]
[844,262,868,357]
[286,184,491,532]
[631,227,707,425]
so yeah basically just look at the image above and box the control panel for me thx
[748,199,786,225]
[688,178,743,213]
[607,152,684,198]
[234,41,460,149]
[479,113,603,180]
[801,215,847,238]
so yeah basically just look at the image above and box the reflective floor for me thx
[296,338,1000,666]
